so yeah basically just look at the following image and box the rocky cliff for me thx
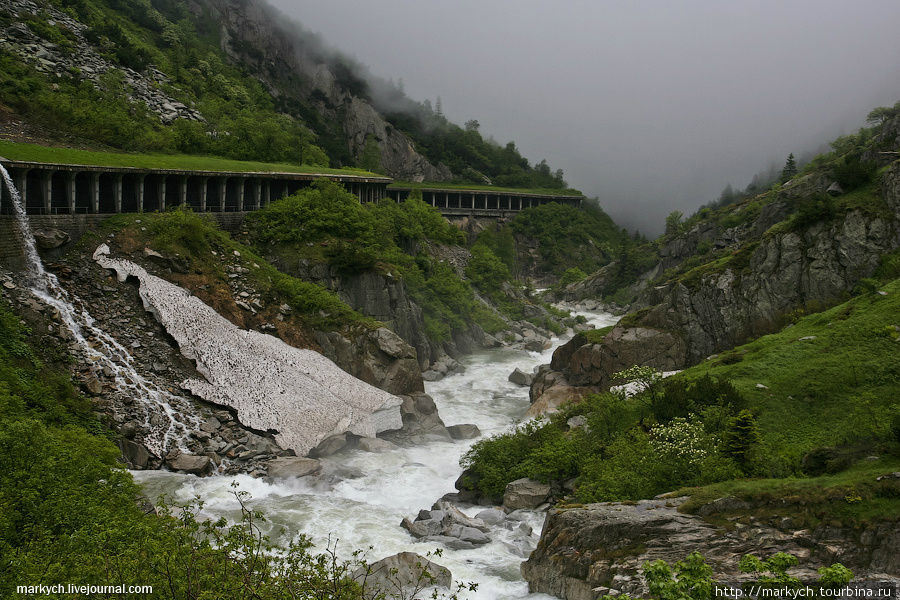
[522,495,900,600]
[196,0,451,181]
[531,160,900,409]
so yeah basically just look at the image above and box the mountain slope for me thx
[0,0,572,188]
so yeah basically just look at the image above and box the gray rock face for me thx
[522,497,900,600]
[167,453,212,475]
[509,367,534,386]
[402,501,492,548]
[353,552,452,594]
[504,478,551,510]
[94,246,402,457]
[265,457,321,479]
[32,228,70,250]
[534,164,900,405]
[446,423,481,439]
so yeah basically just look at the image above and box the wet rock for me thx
[82,374,103,396]
[352,552,451,594]
[356,436,396,453]
[309,433,348,458]
[508,367,534,386]
[503,478,550,510]
[475,508,506,525]
[446,423,481,440]
[168,453,212,475]
[266,456,321,479]
[118,439,151,469]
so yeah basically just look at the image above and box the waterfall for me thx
[0,165,197,458]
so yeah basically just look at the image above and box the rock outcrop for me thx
[94,245,402,457]
[532,162,900,407]
[201,0,450,182]
[353,552,452,596]
[523,497,900,600]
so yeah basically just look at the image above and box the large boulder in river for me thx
[353,552,451,595]
[447,423,481,439]
[503,478,550,510]
[167,453,212,475]
[508,367,533,386]
[265,457,321,479]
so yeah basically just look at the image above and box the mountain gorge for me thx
[0,1,899,599]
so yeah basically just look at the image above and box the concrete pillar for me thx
[90,173,100,213]
[41,170,53,214]
[113,174,123,213]
[237,178,245,211]
[179,176,187,207]
[137,175,145,212]
[66,172,76,214]
[158,176,166,211]
[200,177,208,212]
[218,178,227,212]
[253,180,261,210]
[13,169,28,208]
[263,181,270,207]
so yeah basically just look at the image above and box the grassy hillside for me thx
[0,140,375,175]
[461,277,900,505]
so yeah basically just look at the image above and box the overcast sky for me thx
[268,0,900,233]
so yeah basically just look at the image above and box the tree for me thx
[723,409,760,471]
[464,119,480,132]
[435,96,443,117]
[866,105,896,126]
[665,210,683,235]
[718,183,736,206]
[780,153,798,183]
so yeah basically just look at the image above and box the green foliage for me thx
[466,245,512,298]
[358,134,384,173]
[509,201,625,278]
[832,155,877,191]
[665,210,684,235]
[790,192,837,231]
[723,409,761,472]
[558,267,587,287]
[249,183,512,342]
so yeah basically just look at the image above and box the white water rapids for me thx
[134,309,617,600]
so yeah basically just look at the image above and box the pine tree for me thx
[723,409,760,471]
[435,96,443,117]
[781,153,798,183]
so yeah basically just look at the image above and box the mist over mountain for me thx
[268,0,900,234]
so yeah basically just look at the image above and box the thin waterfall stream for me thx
[1,164,199,457]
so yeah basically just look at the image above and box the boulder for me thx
[508,367,534,386]
[118,439,151,469]
[356,436,396,453]
[33,228,70,250]
[696,496,752,517]
[309,433,348,458]
[503,478,550,510]
[266,457,321,479]
[475,508,506,525]
[168,453,211,475]
[352,552,451,595]
[446,424,481,440]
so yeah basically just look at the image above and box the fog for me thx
[267,0,900,234]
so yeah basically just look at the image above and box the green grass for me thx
[389,180,583,196]
[0,140,377,176]
[679,279,900,464]
[583,325,615,343]
[676,456,900,527]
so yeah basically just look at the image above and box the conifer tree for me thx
[723,409,760,471]
[781,153,798,183]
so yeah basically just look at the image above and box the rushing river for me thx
[134,310,616,600]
